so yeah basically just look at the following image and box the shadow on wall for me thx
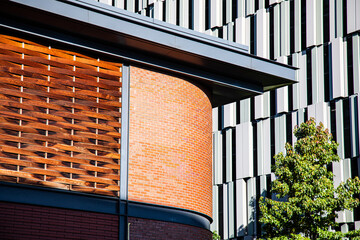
[237,189,270,239]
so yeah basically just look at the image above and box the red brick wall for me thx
[129,217,212,240]
[128,66,213,217]
[0,201,118,240]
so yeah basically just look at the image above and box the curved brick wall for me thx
[128,66,212,218]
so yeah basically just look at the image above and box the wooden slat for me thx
[0,33,122,197]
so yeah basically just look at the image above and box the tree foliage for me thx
[259,118,360,239]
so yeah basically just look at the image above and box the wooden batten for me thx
[0,34,122,196]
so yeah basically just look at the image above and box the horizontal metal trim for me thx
[0,17,262,106]
[2,0,297,106]
[0,182,211,229]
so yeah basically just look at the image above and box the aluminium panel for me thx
[297,108,306,125]
[291,111,298,146]
[153,0,164,20]
[299,51,308,109]
[306,0,323,47]
[223,24,228,40]
[256,121,265,176]
[236,0,246,18]
[350,95,359,158]
[227,22,234,42]
[315,101,330,129]
[357,0,360,31]
[228,181,235,239]
[114,0,125,8]
[225,129,233,183]
[213,131,223,185]
[211,186,219,232]
[314,46,325,103]
[336,99,345,159]
[263,118,272,175]
[254,92,270,120]
[223,183,229,240]
[179,0,189,28]
[225,0,232,24]
[236,179,247,237]
[210,0,222,28]
[235,16,250,47]
[275,115,286,155]
[273,3,281,59]
[193,0,205,32]
[330,0,343,40]
[213,107,219,132]
[331,37,348,99]
[292,52,300,110]
[276,56,289,114]
[294,0,302,52]
[280,0,290,56]
[99,0,112,5]
[239,98,251,123]
[165,0,177,25]
[223,102,236,128]
[247,177,257,236]
[236,122,253,179]
[308,104,316,122]
[354,35,360,94]
[330,0,335,40]
[256,8,269,58]
[245,0,255,16]
[346,0,357,34]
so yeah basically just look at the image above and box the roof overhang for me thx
[0,0,297,107]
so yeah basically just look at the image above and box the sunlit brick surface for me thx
[128,66,212,217]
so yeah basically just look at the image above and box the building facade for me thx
[90,0,359,239]
[0,0,296,239]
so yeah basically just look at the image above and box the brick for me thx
[128,66,213,218]
[0,202,118,240]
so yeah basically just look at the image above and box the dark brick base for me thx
[0,201,118,240]
[129,217,212,240]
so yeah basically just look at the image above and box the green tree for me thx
[259,118,360,240]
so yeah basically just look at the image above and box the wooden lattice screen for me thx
[0,34,122,196]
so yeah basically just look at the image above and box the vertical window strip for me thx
[343,0,348,36]
[306,49,313,105]
[269,6,275,60]
[253,122,258,177]
[222,0,227,26]
[232,0,237,22]
[250,15,256,55]
[330,100,337,141]
[286,113,292,145]
[232,128,236,182]
[270,90,276,116]
[290,0,295,54]
[301,0,306,51]
[176,0,180,26]
[205,0,210,30]
[323,0,330,43]
[324,43,331,102]
[270,117,275,166]
[163,0,167,23]
[343,98,351,158]
[189,0,194,30]
[347,36,354,96]
[255,0,259,12]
